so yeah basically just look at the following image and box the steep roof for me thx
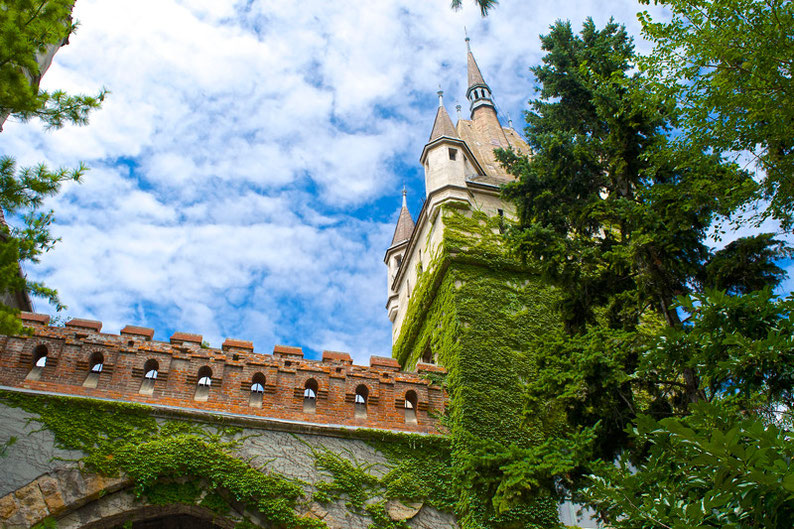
[467,51,487,88]
[429,104,458,142]
[455,118,532,186]
[390,190,415,246]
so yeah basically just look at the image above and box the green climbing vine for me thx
[0,390,325,529]
[392,205,566,528]
[308,430,455,529]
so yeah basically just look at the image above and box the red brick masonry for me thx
[0,313,447,433]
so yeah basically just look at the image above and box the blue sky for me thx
[0,0,791,364]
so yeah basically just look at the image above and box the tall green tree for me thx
[493,18,790,522]
[501,18,759,336]
[638,0,794,229]
[0,0,105,333]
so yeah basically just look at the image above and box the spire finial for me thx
[456,104,462,120]
[437,88,444,108]
[401,185,407,208]
[464,27,471,52]
[507,112,513,128]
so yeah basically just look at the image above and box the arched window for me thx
[34,347,47,367]
[83,352,104,388]
[90,353,104,373]
[139,359,159,395]
[26,345,48,381]
[194,366,212,402]
[354,384,368,419]
[198,369,212,387]
[144,359,159,380]
[421,346,434,364]
[303,378,318,414]
[404,390,418,424]
[249,372,266,408]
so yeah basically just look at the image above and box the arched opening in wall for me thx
[354,384,368,419]
[57,497,235,529]
[139,359,159,395]
[404,390,418,424]
[194,366,212,402]
[83,352,104,388]
[249,372,266,408]
[421,345,434,364]
[26,345,48,381]
[303,378,318,414]
[123,514,225,529]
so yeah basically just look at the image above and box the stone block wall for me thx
[0,400,457,529]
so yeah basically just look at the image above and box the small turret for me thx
[384,189,415,322]
[420,91,480,198]
[391,188,415,248]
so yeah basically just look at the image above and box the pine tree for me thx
[0,0,105,333]
[492,19,791,521]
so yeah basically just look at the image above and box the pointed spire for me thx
[391,189,415,246]
[465,34,496,118]
[429,90,458,141]
[467,48,487,89]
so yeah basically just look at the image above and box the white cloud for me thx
[6,0,776,366]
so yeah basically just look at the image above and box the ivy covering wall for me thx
[393,205,564,528]
[0,391,456,529]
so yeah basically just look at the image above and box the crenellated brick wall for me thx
[0,313,448,433]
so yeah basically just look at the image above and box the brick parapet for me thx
[0,317,447,434]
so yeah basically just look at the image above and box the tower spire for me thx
[428,89,458,141]
[391,188,415,246]
[465,35,496,119]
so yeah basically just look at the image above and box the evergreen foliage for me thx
[0,0,105,334]
[500,18,769,335]
[637,0,794,229]
[491,16,794,528]
[583,290,794,527]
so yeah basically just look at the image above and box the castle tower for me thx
[385,41,531,345]
[385,39,564,527]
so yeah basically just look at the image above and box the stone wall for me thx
[0,398,457,529]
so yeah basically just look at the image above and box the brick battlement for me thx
[0,313,447,433]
